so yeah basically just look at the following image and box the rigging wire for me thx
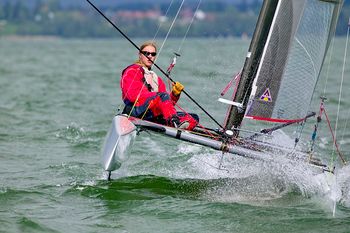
[157,0,202,58]
[332,16,350,165]
[155,0,185,63]
[323,4,343,97]
[177,0,202,54]
[152,0,174,42]
[164,0,202,90]
[323,107,347,165]
[340,107,350,149]
[323,31,336,97]
[85,0,224,129]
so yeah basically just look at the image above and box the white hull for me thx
[102,115,333,178]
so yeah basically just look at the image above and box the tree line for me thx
[0,0,349,38]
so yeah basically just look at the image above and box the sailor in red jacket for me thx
[120,41,198,130]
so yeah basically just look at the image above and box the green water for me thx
[1,37,350,233]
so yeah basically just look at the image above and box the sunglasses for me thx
[141,51,157,57]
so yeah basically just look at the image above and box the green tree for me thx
[13,1,31,22]
[0,4,3,19]
[3,2,13,20]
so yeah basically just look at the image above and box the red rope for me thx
[323,107,347,165]
[222,71,241,128]
[220,71,241,96]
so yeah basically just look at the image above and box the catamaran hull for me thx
[101,115,336,195]
[102,115,332,176]
[101,115,137,171]
[131,117,270,160]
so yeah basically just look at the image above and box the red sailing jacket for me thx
[120,64,179,106]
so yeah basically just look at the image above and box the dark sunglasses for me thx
[141,51,157,57]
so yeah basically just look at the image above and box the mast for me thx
[224,0,344,134]
[224,0,278,132]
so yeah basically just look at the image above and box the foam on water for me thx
[56,122,86,142]
[108,129,350,209]
[105,129,350,209]
[336,165,350,207]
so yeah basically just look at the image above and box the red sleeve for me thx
[170,90,180,103]
[120,65,156,104]
[157,77,180,103]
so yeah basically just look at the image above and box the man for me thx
[120,41,198,130]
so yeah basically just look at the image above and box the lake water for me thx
[1,37,350,233]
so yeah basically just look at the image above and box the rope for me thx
[126,83,146,119]
[335,18,349,136]
[335,16,350,149]
[140,100,152,120]
[165,0,202,88]
[155,0,185,64]
[152,0,175,41]
[328,17,350,166]
[220,70,241,97]
[323,107,347,165]
[322,5,343,96]
[177,0,202,54]
[340,108,350,149]
[223,71,241,128]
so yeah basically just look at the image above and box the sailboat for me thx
[100,0,346,182]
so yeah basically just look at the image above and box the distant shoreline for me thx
[0,35,60,41]
[1,34,347,42]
